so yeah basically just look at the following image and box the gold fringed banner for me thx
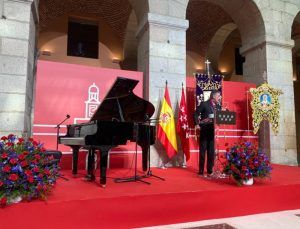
[250,83,283,135]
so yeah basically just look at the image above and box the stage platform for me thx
[2,164,300,229]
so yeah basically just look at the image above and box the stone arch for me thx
[291,11,300,164]
[121,10,139,70]
[206,23,238,72]
[184,0,265,48]
[184,0,265,80]
[129,0,149,24]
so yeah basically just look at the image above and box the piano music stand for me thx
[114,123,151,185]
[211,110,236,179]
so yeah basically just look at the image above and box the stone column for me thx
[136,12,189,167]
[266,41,297,165]
[0,0,38,137]
[241,40,297,165]
[241,41,271,159]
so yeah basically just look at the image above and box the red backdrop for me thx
[33,60,143,169]
[34,63,258,170]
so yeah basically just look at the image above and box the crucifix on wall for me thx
[205,59,211,76]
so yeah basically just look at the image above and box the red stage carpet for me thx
[1,164,300,229]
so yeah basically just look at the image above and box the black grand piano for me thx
[59,77,156,187]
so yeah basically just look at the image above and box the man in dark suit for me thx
[194,90,222,176]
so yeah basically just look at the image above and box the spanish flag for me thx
[157,84,178,158]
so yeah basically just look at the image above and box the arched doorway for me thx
[186,0,265,82]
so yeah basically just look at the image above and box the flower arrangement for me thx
[223,141,272,185]
[0,134,59,207]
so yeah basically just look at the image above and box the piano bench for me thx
[45,150,62,162]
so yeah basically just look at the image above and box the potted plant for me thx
[223,141,272,185]
[0,134,59,207]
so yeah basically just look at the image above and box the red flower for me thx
[6,142,14,147]
[3,165,11,173]
[1,136,8,141]
[18,137,24,143]
[7,134,14,139]
[32,141,38,146]
[34,154,41,160]
[24,170,32,176]
[31,159,38,165]
[27,176,34,183]
[9,158,18,165]
[18,154,25,160]
[0,197,7,207]
[9,174,19,181]
[28,137,34,142]
[1,153,8,159]
[23,151,29,156]
[33,167,39,173]
[44,169,50,175]
[0,181,3,187]
[20,161,28,167]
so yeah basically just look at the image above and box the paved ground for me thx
[140,209,300,229]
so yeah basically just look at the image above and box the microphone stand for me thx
[53,114,70,181]
[114,122,150,185]
[143,118,165,181]
[55,115,70,150]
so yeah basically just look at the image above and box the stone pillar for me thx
[241,40,297,165]
[136,12,189,166]
[266,41,297,165]
[0,0,38,137]
[241,41,271,158]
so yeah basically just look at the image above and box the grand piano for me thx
[59,77,156,187]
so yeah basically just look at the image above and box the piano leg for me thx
[99,146,111,187]
[140,143,149,172]
[87,148,96,181]
[72,146,80,175]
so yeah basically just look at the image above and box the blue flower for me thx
[245,142,252,147]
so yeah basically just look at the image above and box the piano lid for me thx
[91,77,155,122]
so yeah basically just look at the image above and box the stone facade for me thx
[0,0,299,166]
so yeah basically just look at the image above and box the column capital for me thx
[136,12,189,39]
[241,38,294,55]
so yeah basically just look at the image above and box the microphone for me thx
[66,114,70,119]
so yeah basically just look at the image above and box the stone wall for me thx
[0,0,38,137]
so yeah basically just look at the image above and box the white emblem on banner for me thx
[74,83,101,124]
